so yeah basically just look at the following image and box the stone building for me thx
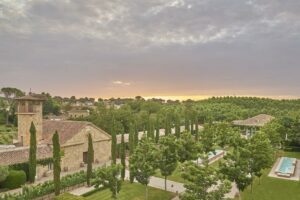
[68,109,90,119]
[0,93,111,180]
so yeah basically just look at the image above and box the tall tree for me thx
[28,122,37,183]
[93,164,122,199]
[52,131,61,196]
[128,123,135,183]
[155,116,160,143]
[181,162,231,200]
[248,132,274,189]
[158,135,178,190]
[177,132,200,163]
[130,137,159,200]
[111,116,117,164]
[0,87,24,125]
[120,131,126,181]
[134,120,139,147]
[175,113,181,139]
[87,133,94,186]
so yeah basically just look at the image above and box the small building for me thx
[0,93,111,180]
[68,110,90,119]
[233,114,274,138]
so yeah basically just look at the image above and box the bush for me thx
[54,193,85,200]
[0,166,9,183]
[1,170,27,189]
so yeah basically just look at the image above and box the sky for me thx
[0,0,300,100]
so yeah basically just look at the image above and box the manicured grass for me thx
[236,150,300,200]
[84,182,176,200]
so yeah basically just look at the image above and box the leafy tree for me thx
[147,117,155,139]
[248,132,274,188]
[29,122,37,183]
[261,120,285,148]
[0,166,9,182]
[120,131,126,181]
[158,135,178,190]
[53,131,61,196]
[177,132,200,163]
[0,87,24,125]
[129,137,159,200]
[93,164,122,199]
[181,162,231,200]
[220,144,252,198]
[201,123,217,153]
[87,133,94,186]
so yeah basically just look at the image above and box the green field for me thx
[0,125,17,144]
[83,182,176,200]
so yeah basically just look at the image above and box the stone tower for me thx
[16,93,46,146]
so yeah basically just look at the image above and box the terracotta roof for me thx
[0,145,52,165]
[42,120,91,144]
[15,93,47,101]
[233,114,274,127]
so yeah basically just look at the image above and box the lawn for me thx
[83,182,176,200]
[236,149,300,200]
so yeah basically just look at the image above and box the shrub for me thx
[54,193,85,200]
[0,166,9,183]
[1,170,26,189]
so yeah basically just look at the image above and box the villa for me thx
[0,93,111,180]
[233,114,274,138]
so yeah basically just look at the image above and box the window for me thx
[48,163,53,170]
[83,152,88,164]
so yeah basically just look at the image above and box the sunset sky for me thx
[0,0,300,100]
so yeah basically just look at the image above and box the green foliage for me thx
[177,132,200,163]
[0,166,9,183]
[181,162,231,200]
[111,117,117,165]
[53,131,61,196]
[0,170,26,189]
[157,135,178,190]
[87,133,94,186]
[120,131,126,181]
[128,123,135,183]
[93,164,122,199]
[129,137,159,200]
[29,122,37,183]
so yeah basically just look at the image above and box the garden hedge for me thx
[1,170,26,189]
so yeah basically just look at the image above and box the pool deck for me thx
[268,158,300,181]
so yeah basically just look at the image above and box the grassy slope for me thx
[84,182,175,200]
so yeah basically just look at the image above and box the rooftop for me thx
[233,114,275,127]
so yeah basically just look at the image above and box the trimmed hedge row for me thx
[0,170,87,200]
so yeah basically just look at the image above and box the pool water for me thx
[278,157,294,173]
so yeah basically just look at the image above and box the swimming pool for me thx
[275,157,297,177]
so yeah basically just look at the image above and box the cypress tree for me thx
[195,117,199,141]
[155,116,160,143]
[134,121,139,147]
[165,115,170,136]
[29,122,37,183]
[53,131,61,196]
[111,117,117,164]
[120,131,126,180]
[175,114,181,139]
[87,133,94,186]
[129,123,135,183]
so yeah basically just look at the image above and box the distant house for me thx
[233,114,274,137]
[68,110,90,119]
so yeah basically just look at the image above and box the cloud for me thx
[112,81,131,86]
